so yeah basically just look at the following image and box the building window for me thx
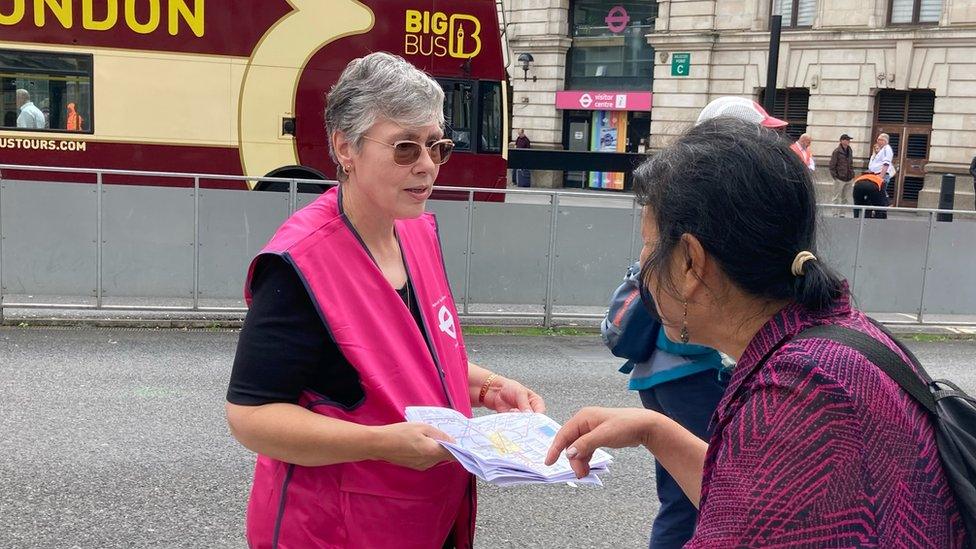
[478,81,502,153]
[440,80,473,151]
[439,79,501,153]
[0,49,93,132]
[758,88,810,141]
[771,0,816,28]
[889,0,941,25]
[876,89,935,125]
[567,1,657,91]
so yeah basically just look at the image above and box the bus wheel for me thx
[255,165,330,194]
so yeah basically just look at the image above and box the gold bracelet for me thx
[478,373,499,404]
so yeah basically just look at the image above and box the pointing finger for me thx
[564,432,599,479]
[545,413,591,465]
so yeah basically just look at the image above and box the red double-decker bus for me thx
[0,0,508,192]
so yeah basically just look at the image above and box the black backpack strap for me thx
[863,317,935,384]
[796,324,938,416]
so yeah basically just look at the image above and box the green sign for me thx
[671,52,691,77]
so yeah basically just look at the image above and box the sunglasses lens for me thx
[393,142,422,165]
[431,141,454,165]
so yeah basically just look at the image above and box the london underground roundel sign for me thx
[605,6,630,34]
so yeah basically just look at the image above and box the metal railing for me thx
[1,164,974,327]
[0,165,333,321]
[0,164,636,326]
[817,203,976,325]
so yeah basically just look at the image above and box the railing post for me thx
[916,211,936,324]
[543,193,559,329]
[193,176,200,310]
[0,176,4,325]
[850,207,866,296]
[462,190,474,315]
[96,171,103,309]
[289,178,298,215]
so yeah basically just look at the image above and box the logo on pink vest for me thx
[439,305,458,339]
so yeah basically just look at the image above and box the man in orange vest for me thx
[852,172,888,219]
[790,133,815,172]
[66,103,84,131]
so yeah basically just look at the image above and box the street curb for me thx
[0,317,245,329]
[2,315,975,339]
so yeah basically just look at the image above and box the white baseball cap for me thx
[696,96,788,128]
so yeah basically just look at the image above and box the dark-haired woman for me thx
[546,117,966,547]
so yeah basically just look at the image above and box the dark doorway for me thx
[872,89,934,208]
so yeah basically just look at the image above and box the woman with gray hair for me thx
[869,132,895,196]
[225,52,544,548]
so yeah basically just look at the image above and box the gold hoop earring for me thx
[680,301,690,343]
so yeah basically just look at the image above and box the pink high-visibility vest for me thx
[243,186,475,548]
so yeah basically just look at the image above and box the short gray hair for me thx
[16,89,29,101]
[324,52,445,175]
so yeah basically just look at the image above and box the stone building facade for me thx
[502,0,976,209]
[504,1,571,189]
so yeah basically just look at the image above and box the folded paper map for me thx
[405,406,613,487]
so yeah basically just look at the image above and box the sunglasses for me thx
[361,135,455,166]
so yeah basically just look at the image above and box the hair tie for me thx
[791,251,817,276]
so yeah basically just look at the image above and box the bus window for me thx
[0,49,93,133]
[478,81,502,153]
[441,80,473,151]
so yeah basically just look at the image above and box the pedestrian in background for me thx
[695,96,788,131]
[15,89,45,129]
[969,154,975,203]
[869,132,895,198]
[548,117,967,547]
[66,103,84,131]
[790,133,816,172]
[828,133,855,205]
[515,128,532,187]
[601,263,727,549]
[598,96,786,549]
[852,172,889,219]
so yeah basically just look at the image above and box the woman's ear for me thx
[680,233,708,299]
[332,130,354,168]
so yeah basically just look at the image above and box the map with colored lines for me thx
[405,406,612,486]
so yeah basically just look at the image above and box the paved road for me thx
[2,328,974,548]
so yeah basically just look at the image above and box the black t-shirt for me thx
[226,255,424,408]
